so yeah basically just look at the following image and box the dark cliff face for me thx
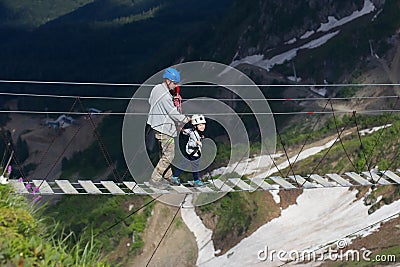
[0,0,397,85]
[199,0,400,85]
[223,0,385,59]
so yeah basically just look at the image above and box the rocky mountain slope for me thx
[1,0,400,266]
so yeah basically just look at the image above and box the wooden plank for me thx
[381,170,400,184]
[344,172,373,186]
[148,187,169,194]
[326,173,353,186]
[309,174,335,187]
[211,179,234,192]
[32,180,54,194]
[229,178,254,191]
[270,176,297,189]
[361,172,391,185]
[143,182,170,194]
[9,179,29,194]
[123,181,147,194]
[185,181,216,192]
[195,185,215,193]
[289,175,320,188]
[101,181,125,195]
[170,185,194,194]
[78,180,102,194]
[55,180,79,194]
[249,178,276,190]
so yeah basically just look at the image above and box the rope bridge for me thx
[7,169,400,195]
[1,81,400,198]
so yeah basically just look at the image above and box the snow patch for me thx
[226,0,376,74]
[285,38,297,45]
[181,195,216,265]
[186,123,396,266]
[229,31,339,72]
[300,30,314,39]
[301,31,340,49]
[359,124,392,136]
[269,187,281,204]
[209,154,282,177]
[317,0,375,32]
[310,87,327,97]
[287,76,302,82]
[200,188,400,266]
[255,137,337,178]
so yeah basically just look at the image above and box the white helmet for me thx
[191,114,206,125]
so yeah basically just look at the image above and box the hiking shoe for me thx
[149,179,169,190]
[193,180,204,187]
[170,176,181,186]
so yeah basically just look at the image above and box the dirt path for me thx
[128,202,197,267]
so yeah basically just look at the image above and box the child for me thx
[171,114,206,187]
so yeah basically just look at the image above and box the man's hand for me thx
[184,116,191,123]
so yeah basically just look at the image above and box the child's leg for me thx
[190,155,201,181]
[173,155,191,177]
[173,167,183,178]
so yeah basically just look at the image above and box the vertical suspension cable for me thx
[285,99,331,177]
[0,129,31,189]
[330,101,358,172]
[365,96,400,173]
[145,194,188,267]
[353,111,373,179]
[30,97,79,180]
[77,98,121,182]
[276,127,299,186]
[302,125,348,186]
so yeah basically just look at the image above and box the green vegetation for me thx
[60,142,109,180]
[278,112,397,149]
[0,0,94,28]
[277,114,400,176]
[0,185,108,266]
[337,87,361,98]
[91,5,162,27]
[198,192,251,240]
[45,194,154,265]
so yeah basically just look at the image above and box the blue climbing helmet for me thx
[162,67,180,83]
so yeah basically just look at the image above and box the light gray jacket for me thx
[147,83,185,137]
[183,128,202,157]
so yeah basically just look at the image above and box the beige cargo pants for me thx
[151,131,175,182]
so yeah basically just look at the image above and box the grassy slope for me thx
[0,185,108,266]
[44,195,154,266]
[276,113,400,178]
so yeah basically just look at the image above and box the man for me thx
[147,67,190,189]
